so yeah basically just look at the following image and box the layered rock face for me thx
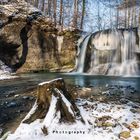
[0,0,80,73]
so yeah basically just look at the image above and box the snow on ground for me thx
[77,99,140,140]
[6,97,140,140]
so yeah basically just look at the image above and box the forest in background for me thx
[23,0,140,32]
[0,0,140,31]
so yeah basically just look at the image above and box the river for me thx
[0,73,140,94]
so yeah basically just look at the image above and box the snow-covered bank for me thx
[6,99,140,140]
[0,60,17,80]
[0,72,17,80]
[2,78,140,140]
[0,75,17,80]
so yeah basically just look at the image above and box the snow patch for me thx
[7,98,140,140]
[38,78,63,86]
[42,95,57,128]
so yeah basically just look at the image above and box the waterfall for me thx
[76,34,92,73]
[57,36,63,53]
[76,29,140,76]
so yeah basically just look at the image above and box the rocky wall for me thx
[0,1,80,73]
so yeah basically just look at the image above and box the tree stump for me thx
[22,78,84,124]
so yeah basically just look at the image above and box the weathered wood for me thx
[23,78,84,124]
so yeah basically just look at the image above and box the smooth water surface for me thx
[0,72,140,95]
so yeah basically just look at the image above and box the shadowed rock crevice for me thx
[0,41,19,69]
[12,12,42,70]
[12,23,31,70]
[38,31,62,67]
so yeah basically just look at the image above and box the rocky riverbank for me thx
[0,80,140,139]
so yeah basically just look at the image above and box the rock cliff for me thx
[0,0,80,73]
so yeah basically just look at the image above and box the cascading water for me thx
[76,34,91,73]
[0,60,12,73]
[0,60,14,79]
[57,36,63,53]
[76,29,140,76]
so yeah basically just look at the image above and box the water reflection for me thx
[59,73,140,90]
[0,73,140,95]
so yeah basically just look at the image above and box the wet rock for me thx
[127,102,139,108]
[83,102,88,107]
[82,87,91,91]
[130,108,140,113]
[126,85,132,89]
[15,110,21,113]
[122,123,132,130]
[131,121,139,128]
[0,102,4,106]
[122,121,139,130]
[120,98,129,104]
[22,96,29,100]
[98,96,106,102]
[102,90,110,95]
[0,114,9,124]
[95,116,115,128]
[102,122,114,127]
[130,108,137,113]
[119,131,131,139]
[7,102,17,107]
[29,96,34,100]
[134,136,140,140]
[131,89,137,94]
[41,126,48,135]
[105,84,109,88]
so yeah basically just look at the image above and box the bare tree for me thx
[25,0,140,31]
[48,0,52,18]
[59,0,63,29]
[73,0,78,28]
[116,0,120,28]
[53,0,57,26]
[44,0,48,16]
[80,0,85,29]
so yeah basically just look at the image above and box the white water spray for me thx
[76,35,91,73]
[57,36,64,53]
[76,29,140,76]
